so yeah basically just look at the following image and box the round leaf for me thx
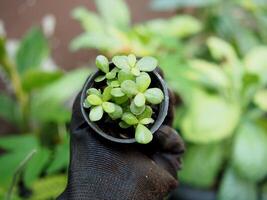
[94,75,106,82]
[137,106,153,120]
[87,94,102,105]
[105,67,118,79]
[128,54,136,67]
[86,88,101,96]
[144,88,164,104]
[121,80,138,96]
[136,56,158,72]
[118,69,134,83]
[134,93,146,107]
[110,80,120,88]
[112,56,130,70]
[113,95,128,105]
[136,72,151,92]
[102,102,116,113]
[131,67,140,76]
[122,112,138,125]
[83,99,91,108]
[108,105,123,120]
[119,121,131,129]
[111,88,125,97]
[102,86,112,102]
[89,106,103,121]
[96,55,109,73]
[130,101,145,115]
[140,118,154,125]
[135,124,153,144]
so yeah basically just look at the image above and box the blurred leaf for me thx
[181,89,240,143]
[112,55,130,70]
[136,15,202,38]
[0,135,38,188]
[207,37,238,63]
[23,147,51,187]
[31,68,91,122]
[188,59,229,90]
[0,92,18,124]
[144,88,164,104]
[72,7,104,33]
[95,0,130,30]
[95,55,109,73]
[29,175,67,200]
[244,46,267,85]
[0,37,6,60]
[254,89,267,111]
[21,70,63,91]
[136,56,158,72]
[180,143,225,188]
[47,138,69,174]
[150,0,220,10]
[232,121,267,182]
[218,168,257,200]
[16,28,49,74]
[261,182,267,200]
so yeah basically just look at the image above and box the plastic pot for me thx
[80,67,169,144]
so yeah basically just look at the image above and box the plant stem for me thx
[0,56,29,131]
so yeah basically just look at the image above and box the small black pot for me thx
[80,67,169,144]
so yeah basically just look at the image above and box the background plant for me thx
[0,27,90,199]
[71,0,267,199]
[84,54,163,144]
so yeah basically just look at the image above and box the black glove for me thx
[57,86,184,200]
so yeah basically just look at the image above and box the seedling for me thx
[83,54,164,144]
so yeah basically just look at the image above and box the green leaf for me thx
[130,101,145,115]
[134,93,146,107]
[244,46,267,84]
[94,75,106,82]
[30,175,67,200]
[106,67,118,79]
[86,88,101,96]
[121,80,138,96]
[135,124,153,144]
[232,121,267,182]
[136,56,158,72]
[122,112,138,125]
[140,118,154,125]
[119,121,131,129]
[46,139,69,174]
[118,69,134,83]
[0,92,18,124]
[87,94,102,105]
[131,67,140,76]
[108,105,123,120]
[89,105,103,121]
[95,0,130,30]
[0,135,38,188]
[137,106,153,120]
[207,37,237,63]
[0,37,7,60]
[110,80,120,87]
[95,55,109,73]
[113,95,128,105]
[23,147,51,187]
[128,54,136,67]
[254,89,267,111]
[112,56,130,70]
[102,102,116,113]
[136,72,151,92]
[16,27,49,74]
[83,99,91,108]
[111,88,125,97]
[72,7,104,33]
[144,88,164,104]
[102,86,112,102]
[181,89,240,143]
[180,144,225,188]
[21,70,63,91]
[218,168,257,200]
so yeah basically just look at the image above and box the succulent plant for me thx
[83,54,164,144]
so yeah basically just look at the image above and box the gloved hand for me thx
[57,81,184,200]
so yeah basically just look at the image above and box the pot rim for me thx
[80,68,169,143]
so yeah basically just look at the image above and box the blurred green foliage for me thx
[72,0,267,199]
[0,27,90,199]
